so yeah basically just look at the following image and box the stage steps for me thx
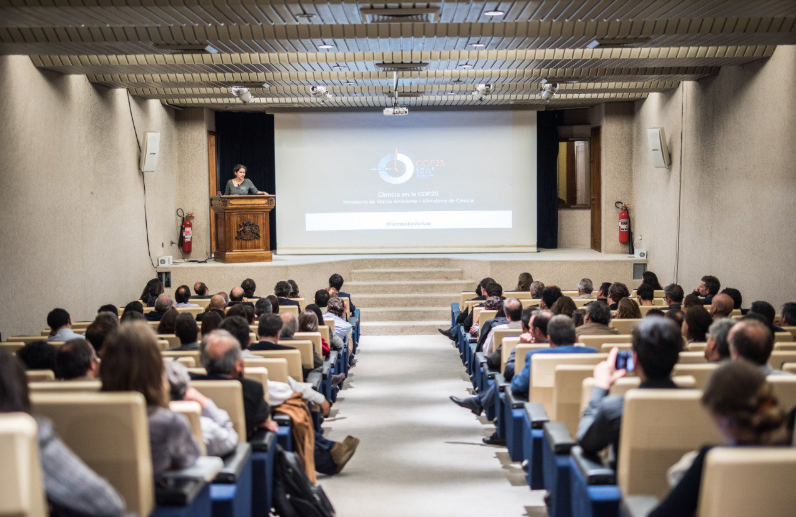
[349,267,472,336]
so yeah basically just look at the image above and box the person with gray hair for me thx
[164,360,238,456]
[254,297,272,320]
[145,294,174,322]
[704,318,735,363]
[530,281,546,299]
[578,278,594,299]
[279,312,299,339]
[577,301,620,336]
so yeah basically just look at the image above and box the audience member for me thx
[683,293,702,309]
[326,298,353,340]
[704,318,735,363]
[645,308,665,317]
[326,287,339,300]
[577,318,681,461]
[165,360,238,457]
[577,301,619,336]
[194,282,211,298]
[267,294,280,314]
[483,298,523,359]
[197,294,226,322]
[666,309,685,330]
[781,302,796,326]
[307,304,344,352]
[530,280,546,299]
[299,310,330,357]
[228,286,247,306]
[608,282,630,310]
[218,316,255,354]
[145,294,173,322]
[97,304,118,315]
[122,300,145,317]
[288,279,300,298]
[596,282,612,303]
[692,275,720,305]
[279,312,299,340]
[85,313,119,353]
[463,282,504,332]
[649,361,789,517]
[17,341,57,371]
[514,272,533,292]
[54,339,98,380]
[275,281,300,307]
[636,284,655,306]
[683,305,712,344]
[170,313,200,350]
[729,320,789,375]
[254,297,273,320]
[577,278,594,299]
[140,278,164,307]
[474,296,506,349]
[641,271,663,291]
[226,303,250,322]
[616,298,642,319]
[721,287,743,310]
[156,308,179,334]
[314,289,330,309]
[200,310,223,337]
[551,296,577,317]
[250,314,293,352]
[572,309,587,327]
[749,300,784,333]
[47,308,81,341]
[329,273,356,312]
[241,278,257,299]
[243,303,256,324]
[174,285,199,308]
[0,351,125,517]
[101,322,200,475]
[540,285,563,310]
[120,310,145,323]
[709,293,735,319]
[664,283,684,310]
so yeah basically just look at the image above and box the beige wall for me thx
[0,56,211,336]
[558,208,591,248]
[631,46,796,308]
[176,108,215,257]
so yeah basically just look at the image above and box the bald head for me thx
[194,282,208,296]
[201,330,243,377]
[208,294,226,311]
[230,286,245,302]
[710,293,734,319]
[504,298,523,323]
[729,320,774,366]
[154,294,173,313]
[279,312,298,339]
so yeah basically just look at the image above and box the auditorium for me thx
[2,1,796,516]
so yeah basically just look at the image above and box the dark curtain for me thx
[215,112,277,250]
[536,111,559,249]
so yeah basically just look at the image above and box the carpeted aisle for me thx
[320,335,547,517]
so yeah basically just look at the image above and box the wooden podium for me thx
[210,195,275,263]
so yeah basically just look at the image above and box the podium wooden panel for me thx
[210,195,275,263]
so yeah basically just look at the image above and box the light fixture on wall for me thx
[310,85,334,101]
[540,81,559,101]
[484,10,505,17]
[318,42,334,50]
[472,83,494,101]
[230,86,253,103]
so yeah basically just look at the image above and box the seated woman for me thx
[682,305,713,345]
[306,304,344,352]
[551,296,577,317]
[140,278,164,308]
[0,351,125,517]
[101,322,200,475]
[298,310,330,358]
[649,360,790,516]
[156,308,179,335]
[514,272,533,292]
[616,297,642,319]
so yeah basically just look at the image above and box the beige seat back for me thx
[618,390,723,499]
[279,340,315,369]
[243,367,270,403]
[158,334,181,349]
[610,319,641,334]
[501,337,521,372]
[770,351,796,370]
[506,290,533,299]
[318,325,330,344]
[768,376,796,410]
[783,362,796,375]
[162,350,202,365]
[323,318,336,336]
[7,336,53,345]
[31,392,154,516]
[774,332,792,344]
[288,298,305,310]
[247,358,288,383]
[513,344,551,375]
[190,298,211,308]
[552,365,598,435]
[280,305,300,318]
[578,335,633,349]
[696,447,796,517]
[639,305,669,315]
[191,380,247,443]
[600,343,632,353]
[530,353,607,414]
[677,351,707,364]
[774,343,796,351]
[249,350,303,380]
[28,380,102,393]
[782,326,796,339]
[579,376,697,412]
[155,339,170,352]
[176,307,203,317]
[686,342,707,352]
[0,413,48,517]
[25,370,55,382]
[672,363,719,389]
[295,332,323,357]
[493,328,522,357]
[169,400,206,455]
[172,356,196,368]
[477,310,498,330]
[0,342,26,354]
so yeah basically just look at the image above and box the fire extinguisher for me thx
[176,208,194,255]
[615,201,634,255]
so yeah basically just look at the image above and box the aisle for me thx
[320,335,546,517]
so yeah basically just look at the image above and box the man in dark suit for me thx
[249,314,295,352]
[664,283,685,311]
[274,281,300,307]
[193,282,213,299]
[145,294,173,321]
[192,329,277,439]
[692,275,721,306]
[196,295,226,322]
[329,273,356,312]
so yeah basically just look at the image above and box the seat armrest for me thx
[249,429,276,452]
[307,370,323,391]
[505,385,528,408]
[156,456,224,505]
[571,446,615,485]
[543,421,575,454]
[493,373,509,392]
[215,444,253,483]
[476,352,487,365]
[329,350,339,363]
[272,413,292,427]
[621,496,660,517]
[523,402,550,429]
[322,360,333,376]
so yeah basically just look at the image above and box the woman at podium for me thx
[223,164,268,195]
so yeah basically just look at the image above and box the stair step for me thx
[360,320,450,336]
[359,306,450,321]
[350,267,463,281]
[347,279,476,295]
[354,293,459,308]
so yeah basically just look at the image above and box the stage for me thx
[160,249,646,335]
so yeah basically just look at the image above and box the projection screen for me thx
[274,110,537,254]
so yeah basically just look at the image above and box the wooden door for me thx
[590,126,602,252]
[207,131,218,253]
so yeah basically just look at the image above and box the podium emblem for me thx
[235,220,261,241]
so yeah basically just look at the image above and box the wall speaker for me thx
[646,127,670,169]
[634,249,648,259]
[140,132,161,172]
[157,256,173,267]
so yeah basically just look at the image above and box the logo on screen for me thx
[375,149,415,185]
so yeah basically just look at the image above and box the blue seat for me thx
[568,446,621,517]
[523,403,550,490]
[541,422,575,517]
[210,445,253,517]
[152,482,213,517]
[250,431,277,517]
[501,387,526,460]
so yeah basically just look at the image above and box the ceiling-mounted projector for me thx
[383,107,409,116]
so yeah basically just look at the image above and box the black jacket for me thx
[189,372,270,440]
[249,339,295,352]
[277,297,301,307]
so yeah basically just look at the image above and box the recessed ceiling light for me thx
[459,64,473,69]
[318,44,334,50]
[484,10,505,17]
[296,12,316,19]
[333,65,347,70]
[470,43,485,48]
[446,91,457,95]
[344,81,356,86]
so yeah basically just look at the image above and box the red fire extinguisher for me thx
[615,201,634,254]
[177,209,194,254]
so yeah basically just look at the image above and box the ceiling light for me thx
[484,10,505,17]
[459,63,473,69]
[333,65,347,70]
[470,43,485,48]
[472,83,494,101]
[318,43,334,50]
[230,86,253,103]
[344,81,356,86]
[446,91,457,95]
[540,82,559,101]
[296,12,316,19]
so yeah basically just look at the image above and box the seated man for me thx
[241,278,258,299]
[595,282,612,304]
[439,278,493,340]
[145,294,173,322]
[704,318,735,363]
[539,286,562,310]
[194,282,212,298]
[721,287,743,311]
[607,283,630,311]
[17,341,57,371]
[577,278,594,299]
[577,318,681,461]
[511,314,597,396]
[174,285,200,308]
[729,319,791,375]
[692,275,720,305]
[54,339,98,380]
[228,286,253,308]
[707,292,732,319]
[280,312,323,374]
[325,297,353,341]
[329,273,357,312]
[782,302,796,326]
[484,298,523,362]
[463,282,504,332]
[196,294,227,322]
[169,313,200,351]
[249,314,295,352]
[576,301,619,336]
[636,284,655,306]
[530,280,545,300]
[749,301,785,333]
[47,308,82,342]
[275,281,300,307]
[254,297,273,321]
[85,312,119,353]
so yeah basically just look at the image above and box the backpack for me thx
[272,446,336,517]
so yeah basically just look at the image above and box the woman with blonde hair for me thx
[514,272,533,292]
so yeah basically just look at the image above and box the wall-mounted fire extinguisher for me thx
[615,201,634,254]
[176,209,194,255]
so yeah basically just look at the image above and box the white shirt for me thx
[325,313,352,340]
[267,377,326,407]
[175,302,201,308]
[483,320,523,356]
[48,327,83,342]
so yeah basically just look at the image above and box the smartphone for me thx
[615,351,635,372]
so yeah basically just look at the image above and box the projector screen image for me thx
[274,110,537,254]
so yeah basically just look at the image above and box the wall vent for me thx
[587,38,652,49]
[375,62,429,72]
[152,43,219,54]
[361,6,439,23]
